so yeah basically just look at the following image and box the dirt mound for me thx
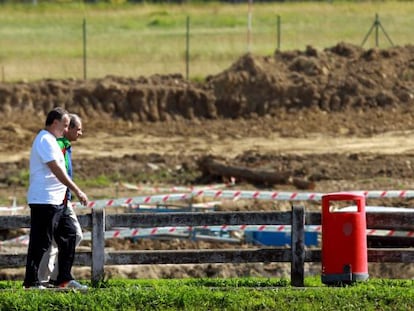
[208,43,413,116]
[0,43,412,124]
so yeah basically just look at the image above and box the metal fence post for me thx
[291,205,305,287]
[186,16,190,80]
[92,207,105,286]
[276,15,281,52]
[83,18,87,80]
[361,13,394,48]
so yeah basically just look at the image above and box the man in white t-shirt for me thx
[38,114,84,287]
[23,107,89,290]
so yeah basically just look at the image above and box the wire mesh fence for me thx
[0,4,410,82]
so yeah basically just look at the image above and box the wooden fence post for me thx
[92,207,105,286]
[291,205,305,287]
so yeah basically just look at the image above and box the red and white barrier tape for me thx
[69,190,414,209]
[3,189,414,211]
[0,206,25,213]
[0,234,30,246]
[191,189,414,201]
[120,181,234,193]
[89,226,414,240]
[0,197,26,214]
[131,201,221,210]
[5,225,414,247]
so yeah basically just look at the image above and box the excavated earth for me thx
[1,42,414,281]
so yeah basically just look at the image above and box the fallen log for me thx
[197,156,315,190]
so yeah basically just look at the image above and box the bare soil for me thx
[1,42,414,280]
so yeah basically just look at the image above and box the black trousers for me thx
[23,204,77,287]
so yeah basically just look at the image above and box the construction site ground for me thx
[0,42,414,280]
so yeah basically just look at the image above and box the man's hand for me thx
[76,190,88,206]
[47,160,89,206]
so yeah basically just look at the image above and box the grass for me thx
[1,277,414,310]
[0,1,413,82]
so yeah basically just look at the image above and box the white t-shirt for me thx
[27,129,67,205]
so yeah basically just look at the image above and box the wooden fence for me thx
[1,206,414,287]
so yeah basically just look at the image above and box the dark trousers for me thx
[23,204,77,287]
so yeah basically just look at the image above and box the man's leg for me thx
[49,203,82,283]
[68,203,83,247]
[23,204,63,288]
[38,240,58,284]
[54,206,77,285]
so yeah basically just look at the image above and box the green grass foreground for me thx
[1,277,414,310]
[0,1,413,81]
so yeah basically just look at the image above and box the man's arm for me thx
[47,160,88,206]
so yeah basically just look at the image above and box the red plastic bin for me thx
[321,192,369,285]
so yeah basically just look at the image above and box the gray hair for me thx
[69,114,82,129]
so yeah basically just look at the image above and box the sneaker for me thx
[59,280,88,290]
[24,285,46,290]
[48,279,59,287]
[41,281,57,288]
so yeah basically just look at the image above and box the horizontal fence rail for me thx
[106,211,293,228]
[1,207,414,287]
